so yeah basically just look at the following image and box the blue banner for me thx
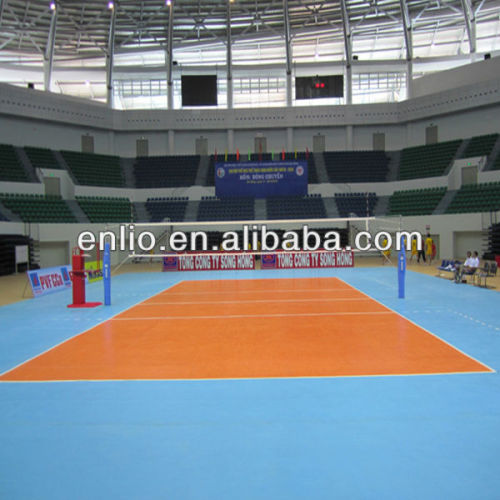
[215,161,308,198]
[27,265,72,298]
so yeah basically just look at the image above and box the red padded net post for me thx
[67,247,102,309]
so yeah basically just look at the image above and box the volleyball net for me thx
[101,215,406,273]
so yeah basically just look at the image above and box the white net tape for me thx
[102,216,405,272]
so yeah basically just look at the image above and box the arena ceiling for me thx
[0,0,499,65]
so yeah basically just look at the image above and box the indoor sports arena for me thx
[1,0,500,498]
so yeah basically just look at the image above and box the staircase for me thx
[443,139,469,176]
[374,196,390,216]
[66,200,89,223]
[483,213,499,259]
[455,139,470,159]
[313,153,329,184]
[30,238,40,269]
[184,200,200,222]
[53,151,78,184]
[485,136,500,171]
[14,147,39,183]
[134,202,150,223]
[254,199,267,220]
[385,151,400,181]
[0,201,22,222]
[121,158,136,188]
[195,156,210,186]
[433,190,457,214]
[323,197,339,218]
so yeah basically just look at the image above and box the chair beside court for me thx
[436,259,498,288]
[474,261,498,288]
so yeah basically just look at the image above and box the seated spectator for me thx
[455,251,479,283]
[444,260,460,272]
[471,251,480,268]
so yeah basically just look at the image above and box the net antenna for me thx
[363,215,403,264]
[104,217,174,275]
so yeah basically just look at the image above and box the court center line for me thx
[157,287,353,296]
[141,297,372,305]
[112,311,394,321]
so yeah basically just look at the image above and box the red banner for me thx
[163,253,255,272]
[163,250,354,272]
[261,250,354,269]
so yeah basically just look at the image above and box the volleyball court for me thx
[0,216,492,382]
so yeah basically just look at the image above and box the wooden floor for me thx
[0,256,498,307]
[0,277,490,381]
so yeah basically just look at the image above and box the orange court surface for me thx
[0,277,491,382]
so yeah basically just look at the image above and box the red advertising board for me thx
[163,250,354,272]
[163,253,255,272]
[261,250,354,269]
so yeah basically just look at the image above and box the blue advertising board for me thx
[215,161,308,198]
[27,265,73,298]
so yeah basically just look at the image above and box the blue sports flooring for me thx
[1,267,500,499]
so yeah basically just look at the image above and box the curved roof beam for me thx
[460,0,476,54]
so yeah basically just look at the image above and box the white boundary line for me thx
[336,277,496,373]
[1,370,493,384]
[112,311,393,321]
[141,297,372,305]
[1,275,495,382]
[0,279,186,379]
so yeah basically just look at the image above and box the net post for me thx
[68,247,102,308]
[398,234,406,299]
[103,241,111,306]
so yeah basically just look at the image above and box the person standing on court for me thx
[417,233,426,264]
[425,233,433,265]
[409,235,418,263]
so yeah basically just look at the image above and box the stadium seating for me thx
[76,196,134,222]
[134,155,200,188]
[398,140,461,180]
[0,193,76,222]
[335,192,378,217]
[460,134,499,159]
[0,144,29,183]
[446,182,500,214]
[492,153,500,171]
[197,196,255,221]
[388,187,447,216]
[266,194,326,220]
[61,151,124,187]
[484,222,500,260]
[323,151,389,183]
[24,146,61,170]
[145,197,189,222]
[0,235,32,275]
[207,154,239,187]
[285,152,318,184]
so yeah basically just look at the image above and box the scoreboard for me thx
[295,75,344,99]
